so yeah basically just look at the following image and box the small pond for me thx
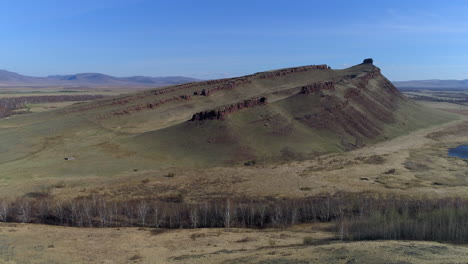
[448,145,468,159]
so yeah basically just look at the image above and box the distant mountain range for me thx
[394,79,468,90]
[0,69,199,88]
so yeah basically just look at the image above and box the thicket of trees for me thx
[340,197,468,243]
[1,193,467,243]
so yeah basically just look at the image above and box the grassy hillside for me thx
[0,62,456,190]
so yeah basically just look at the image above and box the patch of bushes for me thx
[268,239,277,247]
[244,160,256,166]
[302,236,316,245]
[165,172,175,178]
[383,168,396,174]
[403,161,430,171]
[363,155,385,165]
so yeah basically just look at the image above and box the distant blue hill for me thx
[0,69,199,88]
[394,79,468,90]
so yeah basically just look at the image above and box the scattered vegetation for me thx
[244,160,257,166]
[268,239,277,247]
[363,155,386,165]
[141,178,150,184]
[128,254,143,261]
[190,233,205,240]
[236,237,254,243]
[165,172,176,178]
[302,236,315,245]
[403,161,430,171]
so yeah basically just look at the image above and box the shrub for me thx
[303,236,315,245]
[268,239,276,247]
[244,160,256,166]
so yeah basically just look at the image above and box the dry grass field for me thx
[1,223,468,264]
[28,101,464,203]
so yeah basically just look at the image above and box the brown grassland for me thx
[0,99,467,263]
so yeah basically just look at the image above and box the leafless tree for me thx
[17,199,31,223]
[223,200,231,229]
[137,200,148,227]
[190,208,199,228]
[257,203,266,228]
[0,200,9,222]
[53,201,65,225]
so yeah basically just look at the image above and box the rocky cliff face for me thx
[299,82,335,94]
[191,97,267,121]
[295,67,405,148]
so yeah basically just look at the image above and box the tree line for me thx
[1,193,467,243]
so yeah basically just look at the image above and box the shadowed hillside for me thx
[0,60,455,181]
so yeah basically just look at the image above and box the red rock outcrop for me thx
[356,68,381,89]
[299,82,335,94]
[151,64,329,97]
[110,95,192,116]
[193,78,251,96]
[191,97,267,121]
[258,64,328,79]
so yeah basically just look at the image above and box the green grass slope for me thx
[129,64,453,166]
[0,62,456,183]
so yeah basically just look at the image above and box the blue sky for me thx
[1,0,468,81]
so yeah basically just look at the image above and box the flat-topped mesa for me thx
[299,82,335,94]
[191,97,267,121]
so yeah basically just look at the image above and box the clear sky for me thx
[1,0,468,81]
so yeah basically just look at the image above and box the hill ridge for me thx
[0,60,454,177]
[0,69,199,87]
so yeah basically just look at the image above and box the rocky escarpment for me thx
[189,81,336,122]
[193,78,251,96]
[109,95,193,117]
[191,97,267,121]
[299,82,335,94]
[297,66,403,147]
[90,64,331,119]
[154,64,330,97]
[258,64,329,79]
